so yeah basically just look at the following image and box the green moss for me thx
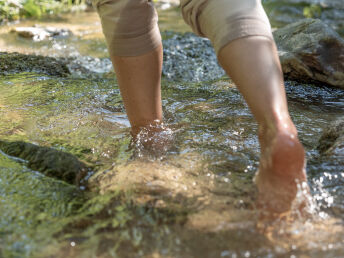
[0,140,90,184]
[0,52,70,76]
[0,153,85,257]
[303,4,323,19]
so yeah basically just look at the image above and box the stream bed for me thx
[0,3,344,258]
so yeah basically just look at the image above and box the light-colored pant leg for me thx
[180,0,274,56]
[92,0,161,56]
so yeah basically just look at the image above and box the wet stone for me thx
[317,116,344,157]
[273,19,344,89]
[264,0,344,35]
[64,55,113,78]
[11,26,72,41]
[162,31,225,82]
[162,24,344,88]
[0,140,89,185]
[0,52,70,76]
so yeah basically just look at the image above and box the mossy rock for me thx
[273,19,344,89]
[0,140,89,185]
[0,52,70,77]
[317,117,344,156]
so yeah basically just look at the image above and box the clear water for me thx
[0,5,343,258]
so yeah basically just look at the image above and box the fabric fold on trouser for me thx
[93,0,274,57]
[92,0,161,56]
[180,0,274,56]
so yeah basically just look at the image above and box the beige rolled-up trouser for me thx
[92,0,273,57]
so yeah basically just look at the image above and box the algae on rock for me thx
[0,140,89,185]
[0,52,70,76]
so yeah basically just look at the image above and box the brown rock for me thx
[11,26,71,41]
[317,117,344,157]
[274,19,344,89]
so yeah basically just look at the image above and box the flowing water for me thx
[0,4,344,258]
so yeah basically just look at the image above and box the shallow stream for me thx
[0,3,344,258]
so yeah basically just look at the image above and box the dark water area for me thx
[0,2,344,258]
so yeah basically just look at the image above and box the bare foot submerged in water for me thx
[216,37,312,217]
[130,121,311,219]
[108,33,313,218]
[254,122,310,217]
[130,120,174,158]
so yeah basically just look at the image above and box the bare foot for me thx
[130,120,174,158]
[254,126,309,217]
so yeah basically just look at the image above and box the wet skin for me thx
[111,36,310,216]
[255,125,308,215]
[218,36,309,215]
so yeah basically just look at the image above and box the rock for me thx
[162,20,344,85]
[0,141,90,185]
[162,31,225,82]
[273,19,344,89]
[11,26,71,41]
[0,52,70,76]
[64,55,113,77]
[265,0,344,10]
[317,117,344,156]
[12,27,50,41]
[264,0,344,35]
[268,0,342,8]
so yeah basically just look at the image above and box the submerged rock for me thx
[0,140,89,185]
[11,26,72,41]
[273,19,344,89]
[317,117,344,157]
[0,52,70,76]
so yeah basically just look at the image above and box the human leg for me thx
[111,45,163,136]
[218,36,307,214]
[93,0,163,135]
[181,0,308,213]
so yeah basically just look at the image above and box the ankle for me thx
[130,120,163,138]
[258,117,298,147]
[258,118,306,178]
